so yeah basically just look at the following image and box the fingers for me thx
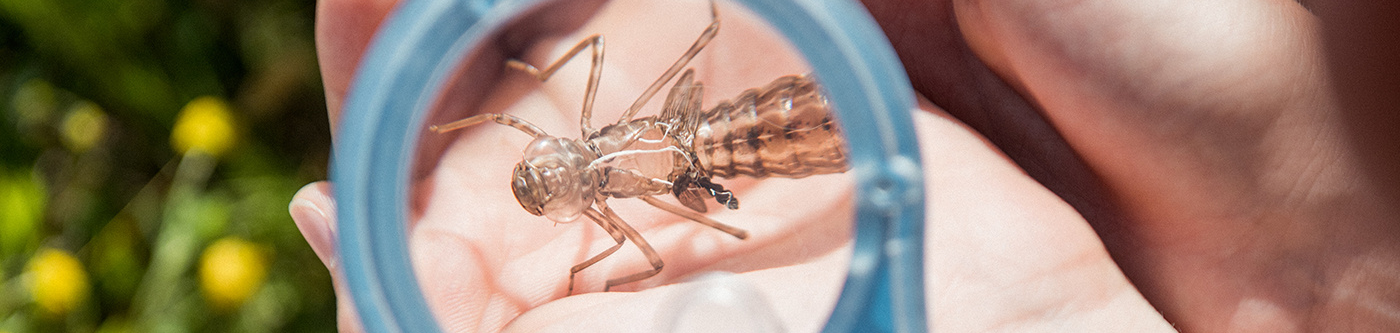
[312,2,399,331]
[908,97,1173,331]
[859,0,1126,233]
[952,0,1338,224]
[939,0,1397,331]
[315,0,401,133]
[1312,1,1400,204]
[291,181,338,267]
[290,181,365,333]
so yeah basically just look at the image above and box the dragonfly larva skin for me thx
[431,1,853,293]
[693,74,850,179]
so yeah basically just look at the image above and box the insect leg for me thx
[429,113,549,137]
[594,201,666,291]
[505,35,605,137]
[617,0,720,122]
[571,206,628,295]
[639,195,748,240]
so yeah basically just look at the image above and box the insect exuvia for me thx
[431,2,849,293]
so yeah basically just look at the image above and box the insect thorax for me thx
[588,118,693,199]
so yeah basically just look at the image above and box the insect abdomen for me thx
[693,74,850,179]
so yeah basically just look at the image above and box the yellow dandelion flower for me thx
[61,101,108,153]
[26,248,90,316]
[171,96,237,158]
[199,237,268,311]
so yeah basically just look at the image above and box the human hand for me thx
[863,0,1400,331]
[293,0,1400,332]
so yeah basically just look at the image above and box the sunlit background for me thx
[1,0,336,331]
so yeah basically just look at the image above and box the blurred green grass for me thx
[0,0,336,331]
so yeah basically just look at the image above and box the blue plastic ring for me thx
[333,0,927,332]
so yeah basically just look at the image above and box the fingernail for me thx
[290,184,338,268]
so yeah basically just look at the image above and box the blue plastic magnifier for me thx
[333,0,927,331]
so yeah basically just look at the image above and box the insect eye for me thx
[511,163,545,216]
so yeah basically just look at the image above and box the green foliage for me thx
[0,0,335,331]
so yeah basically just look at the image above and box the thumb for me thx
[290,181,366,332]
[290,181,338,267]
[316,0,401,133]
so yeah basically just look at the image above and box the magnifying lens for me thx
[333,0,926,331]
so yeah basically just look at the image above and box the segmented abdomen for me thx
[692,74,850,179]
